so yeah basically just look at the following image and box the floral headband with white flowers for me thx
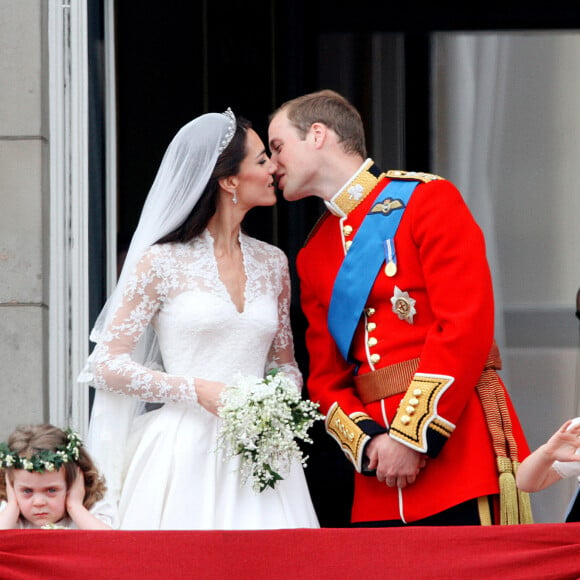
[0,429,82,473]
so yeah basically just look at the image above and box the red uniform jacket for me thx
[297,161,529,523]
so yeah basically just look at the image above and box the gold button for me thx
[366,307,376,317]
[370,353,381,364]
[406,406,415,415]
[367,322,376,332]
[401,415,411,425]
[345,240,352,251]
[343,224,353,236]
[409,397,419,407]
[413,388,422,397]
[367,337,378,347]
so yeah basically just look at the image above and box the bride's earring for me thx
[232,191,238,205]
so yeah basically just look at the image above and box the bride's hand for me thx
[194,379,225,415]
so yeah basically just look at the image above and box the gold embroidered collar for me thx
[324,159,384,218]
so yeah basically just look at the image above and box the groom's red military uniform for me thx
[297,159,529,524]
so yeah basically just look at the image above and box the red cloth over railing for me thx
[1,523,579,579]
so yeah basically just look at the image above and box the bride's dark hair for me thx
[156,116,251,244]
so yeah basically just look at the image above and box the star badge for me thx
[390,286,416,324]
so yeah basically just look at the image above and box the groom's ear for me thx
[309,122,328,149]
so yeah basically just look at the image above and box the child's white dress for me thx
[0,499,115,529]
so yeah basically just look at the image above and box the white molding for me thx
[48,0,90,435]
[104,0,118,293]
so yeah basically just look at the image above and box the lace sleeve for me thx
[88,248,198,405]
[266,251,303,391]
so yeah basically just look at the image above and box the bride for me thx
[79,109,319,530]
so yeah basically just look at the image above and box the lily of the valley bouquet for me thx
[216,369,323,492]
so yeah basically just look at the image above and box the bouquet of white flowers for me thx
[216,369,323,492]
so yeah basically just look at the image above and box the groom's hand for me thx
[365,433,427,488]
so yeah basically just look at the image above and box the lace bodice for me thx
[86,230,302,404]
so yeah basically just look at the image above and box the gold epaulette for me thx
[386,169,444,183]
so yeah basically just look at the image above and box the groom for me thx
[268,89,531,527]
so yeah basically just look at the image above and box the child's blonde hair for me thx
[0,424,106,509]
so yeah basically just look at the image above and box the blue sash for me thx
[328,179,418,361]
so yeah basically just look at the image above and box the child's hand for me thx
[66,467,86,510]
[5,473,17,506]
[64,466,112,530]
[0,473,20,529]
[543,420,580,463]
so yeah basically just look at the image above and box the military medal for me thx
[385,260,397,277]
[384,239,397,277]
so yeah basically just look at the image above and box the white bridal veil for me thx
[79,109,237,511]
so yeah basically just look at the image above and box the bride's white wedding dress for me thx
[86,230,319,530]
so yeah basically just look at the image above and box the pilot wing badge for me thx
[370,197,405,216]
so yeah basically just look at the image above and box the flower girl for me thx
[0,424,114,529]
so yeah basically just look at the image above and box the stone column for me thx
[0,0,48,439]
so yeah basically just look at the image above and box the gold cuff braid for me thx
[325,403,370,472]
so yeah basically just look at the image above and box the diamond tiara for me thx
[218,107,237,154]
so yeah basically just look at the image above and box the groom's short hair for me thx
[272,89,367,158]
